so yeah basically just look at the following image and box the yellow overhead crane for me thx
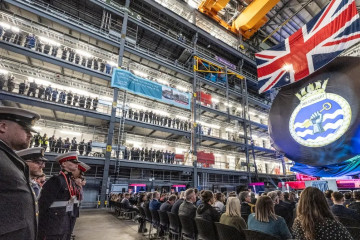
[198,0,281,39]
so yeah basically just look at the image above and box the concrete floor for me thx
[74,209,146,240]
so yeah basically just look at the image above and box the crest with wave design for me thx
[289,96,351,147]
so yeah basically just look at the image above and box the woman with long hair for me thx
[214,192,225,213]
[219,197,246,231]
[292,187,353,240]
[248,195,292,240]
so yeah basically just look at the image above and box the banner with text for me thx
[111,69,191,109]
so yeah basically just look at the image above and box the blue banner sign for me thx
[111,69,191,109]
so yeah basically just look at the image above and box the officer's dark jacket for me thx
[0,140,37,240]
[38,171,73,238]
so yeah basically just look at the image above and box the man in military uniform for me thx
[38,152,80,240]
[70,162,90,237]
[16,147,48,199]
[0,106,40,240]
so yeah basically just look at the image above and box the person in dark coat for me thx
[267,191,292,227]
[79,96,86,108]
[123,146,129,160]
[51,88,58,102]
[19,80,28,94]
[0,73,5,90]
[59,91,66,104]
[160,195,176,212]
[45,85,52,100]
[54,137,62,153]
[49,135,56,152]
[172,192,185,215]
[70,137,77,152]
[78,139,85,155]
[331,191,360,221]
[196,190,221,222]
[73,94,79,106]
[67,91,73,105]
[149,192,162,211]
[121,193,139,212]
[239,191,252,222]
[38,85,45,99]
[27,80,38,97]
[7,75,15,92]
[85,140,92,156]
[38,152,80,240]
[179,189,197,219]
[348,190,360,215]
[85,97,92,109]
[93,97,98,110]
[325,190,334,207]
[0,107,40,240]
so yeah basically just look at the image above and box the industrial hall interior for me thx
[2,0,360,239]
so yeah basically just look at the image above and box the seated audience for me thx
[293,187,353,240]
[160,195,176,212]
[171,191,185,215]
[343,192,352,207]
[179,188,197,219]
[267,191,292,227]
[196,190,204,207]
[219,197,246,232]
[121,193,138,212]
[143,192,152,210]
[348,190,360,215]
[248,195,291,240]
[214,192,225,213]
[239,191,252,222]
[196,190,220,222]
[324,190,334,207]
[149,191,161,211]
[331,191,360,221]
[137,193,147,208]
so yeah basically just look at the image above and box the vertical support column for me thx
[100,0,130,207]
[281,154,287,175]
[192,31,198,189]
[225,66,229,119]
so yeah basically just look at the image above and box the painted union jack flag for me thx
[256,0,360,93]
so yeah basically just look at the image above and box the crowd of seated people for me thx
[109,187,359,240]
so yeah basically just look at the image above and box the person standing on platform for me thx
[79,139,85,155]
[67,91,73,105]
[86,96,92,109]
[49,135,56,152]
[64,138,71,153]
[45,85,52,101]
[79,96,86,108]
[71,137,78,152]
[123,146,129,160]
[28,80,38,97]
[73,94,79,106]
[59,90,66,104]
[171,151,175,164]
[0,106,40,240]
[38,84,45,99]
[130,147,135,160]
[55,137,63,153]
[51,45,59,57]
[149,148,153,162]
[7,74,15,92]
[34,132,41,147]
[93,97,98,111]
[129,108,133,119]
[0,73,5,90]
[85,140,92,156]
[105,61,111,74]
[41,133,48,151]
[51,88,58,102]
[16,147,48,199]
[38,152,80,240]
[144,110,149,123]
[19,80,28,94]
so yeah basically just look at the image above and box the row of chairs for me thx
[137,206,281,240]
